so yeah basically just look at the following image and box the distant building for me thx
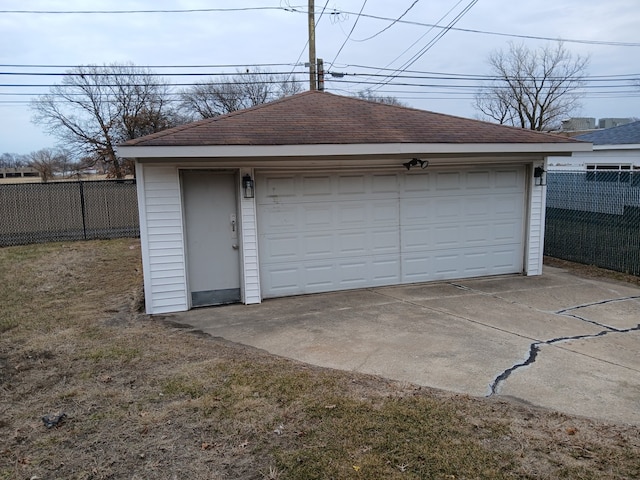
[548,120,640,172]
[0,167,40,179]
[560,117,635,133]
[598,117,634,129]
[561,117,595,131]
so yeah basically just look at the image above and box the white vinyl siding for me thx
[526,162,546,275]
[136,164,189,314]
[257,167,526,298]
[239,168,261,304]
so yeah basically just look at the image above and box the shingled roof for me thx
[575,121,640,145]
[122,91,582,147]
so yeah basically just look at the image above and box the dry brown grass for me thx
[0,240,638,479]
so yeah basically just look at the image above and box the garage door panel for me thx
[372,174,398,192]
[261,175,297,198]
[493,221,521,242]
[495,169,522,189]
[403,172,431,194]
[304,233,334,257]
[435,171,462,190]
[402,254,433,282]
[466,170,491,189]
[261,226,401,264]
[337,174,366,194]
[402,225,433,251]
[494,194,525,215]
[434,225,462,247]
[258,204,299,231]
[263,265,300,296]
[371,228,401,253]
[338,231,369,255]
[262,234,300,260]
[434,198,463,218]
[262,256,401,295]
[258,168,525,298]
[302,175,333,196]
[464,223,492,244]
[401,198,433,221]
[303,204,333,227]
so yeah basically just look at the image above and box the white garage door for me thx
[256,167,525,298]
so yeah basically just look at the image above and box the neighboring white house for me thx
[118,91,589,315]
[548,120,640,173]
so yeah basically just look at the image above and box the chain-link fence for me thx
[545,171,640,275]
[0,180,139,247]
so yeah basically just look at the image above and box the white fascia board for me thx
[117,142,590,159]
[593,143,640,151]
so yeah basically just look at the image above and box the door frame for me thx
[179,168,242,308]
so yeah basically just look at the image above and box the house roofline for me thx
[118,142,591,160]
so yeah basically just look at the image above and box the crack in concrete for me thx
[556,295,640,314]
[369,283,639,398]
[488,323,640,396]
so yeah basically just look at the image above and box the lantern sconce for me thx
[242,174,255,198]
[533,166,547,186]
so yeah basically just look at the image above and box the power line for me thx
[0,71,308,78]
[0,63,298,69]
[332,10,640,47]
[3,63,637,82]
[371,0,479,91]
[0,6,307,14]
[2,5,637,48]
[328,0,369,69]
[351,0,421,42]
[364,0,466,87]
[0,69,636,86]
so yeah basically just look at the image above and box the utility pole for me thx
[308,0,317,91]
[317,58,324,91]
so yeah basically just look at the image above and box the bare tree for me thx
[31,63,179,178]
[474,42,589,131]
[27,148,71,182]
[355,89,406,106]
[0,152,29,168]
[179,69,303,120]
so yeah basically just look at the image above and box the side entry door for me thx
[182,170,240,307]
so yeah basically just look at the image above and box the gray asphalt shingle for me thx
[122,91,582,147]
[575,121,640,145]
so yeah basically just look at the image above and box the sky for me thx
[1,0,639,155]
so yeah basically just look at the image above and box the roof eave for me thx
[592,143,640,150]
[118,142,591,159]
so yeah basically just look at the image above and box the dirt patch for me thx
[545,255,640,287]
[0,241,638,479]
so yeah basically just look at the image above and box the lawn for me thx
[0,239,638,479]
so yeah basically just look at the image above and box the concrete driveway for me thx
[164,266,640,425]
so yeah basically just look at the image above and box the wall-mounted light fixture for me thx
[242,174,255,198]
[402,158,428,170]
[533,166,547,186]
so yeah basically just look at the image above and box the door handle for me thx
[232,244,239,250]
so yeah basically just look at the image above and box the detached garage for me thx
[118,91,589,314]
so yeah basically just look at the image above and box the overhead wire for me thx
[328,0,369,70]
[351,0,421,42]
[1,5,637,47]
[0,6,308,14]
[358,0,466,90]
[368,0,479,92]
